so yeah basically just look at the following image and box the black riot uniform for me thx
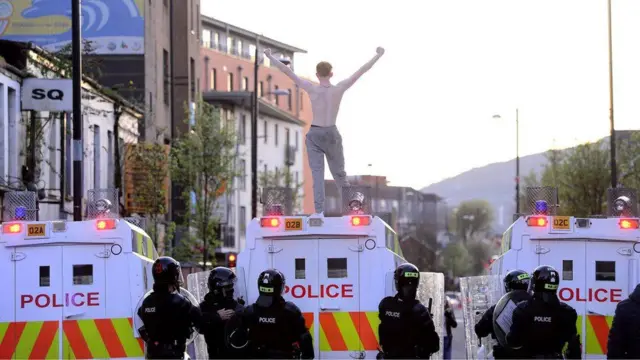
[199,267,245,359]
[474,269,531,359]
[377,263,440,359]
[228,269,314,359]
[137,257,203,359]
[506,265,581,359]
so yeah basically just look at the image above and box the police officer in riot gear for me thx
[228,269,314,359]
[475,269,531,359]
[507,265,581,359]
[377,263,440,359]
[199,267,245,358]
[137,257,203,359]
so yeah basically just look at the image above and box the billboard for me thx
[0,0,144,54]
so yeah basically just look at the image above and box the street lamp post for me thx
[251,45,290,219]
[71,0,83,221]
[493,109,520,213]
[608,0,617,188]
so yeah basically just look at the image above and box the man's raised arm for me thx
[264,48,312,91]
[337,47,385,90]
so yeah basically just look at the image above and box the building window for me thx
[287,89,292,110]
[595,261,615,281]
[327,258,348,278]
[300,92,304,110]
[240,206,246,231]
[196,5,200,37]
[202,29,211,47]
[243,76,249,91]
[285,128,290,149]
[107,130,114,188]
[239,159,246,190]
[239,114,246,144]
[274,85,280,105]
[211,68,217,90]
[163,49,169,105]
[249,44,257,61]
[263,120,267,143]
[295,171,299,185]
[227,37,233,54]
[259,81,264,97]
[274,124,279,146]
[295,131,299,150]
[93,125,100,189]
[190,57,195,99]
[227,73,234,91]
[237,40,243,57]
[213,32,219,48]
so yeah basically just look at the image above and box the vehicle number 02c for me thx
[285,220,301,229]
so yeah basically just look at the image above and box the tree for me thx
[450,199,494,242]
[617,132,640,190]
[465,241,494,275]
[539,142,609,217]
[259,167,304,214]
[442,242,472,278]
[170,100,238,268]
[518,169,540,211]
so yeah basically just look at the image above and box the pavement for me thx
[449,308,468,360]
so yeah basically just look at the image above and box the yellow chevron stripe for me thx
[319,322,331,352]
[365,311,381,344]
[46,329,59,359]
[15,321,42,358]
[112,318,144,357]
[333,312,361,350]
[146,237,154,259]
[78,319,110,358]
[136,232,144,257]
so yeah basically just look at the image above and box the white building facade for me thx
[0,45,141,221]
[203,92,305,255]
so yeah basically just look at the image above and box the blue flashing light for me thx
[534,200,548,215]
[15,206,26,219]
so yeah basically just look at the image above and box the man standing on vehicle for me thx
[199,267,246,359]
[506,265,581,359]
[607,282,640,358]
[137,257,204,359]
[228,269,314,359]
[475,269,531,359]
[377,263,440,359]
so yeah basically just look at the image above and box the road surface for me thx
[450,308,467,359]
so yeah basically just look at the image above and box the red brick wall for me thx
[200,48,315,214]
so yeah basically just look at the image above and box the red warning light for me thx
[620,219,639,229]
[96,219,117,230]
[2,223,22,234]
[351,216,370,226]
[526,216,548,227]
[260,217,280,227]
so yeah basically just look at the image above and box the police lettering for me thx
[283,284,354,299]
[258,317,276,324]
[145,307,156,313]
[534,316,552,322]
[31,88,64,101]
[385,311,400,318]
[558,288,623,303]
[20,292,100,308]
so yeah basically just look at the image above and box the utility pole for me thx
[71,0,83,221]
[515,108,520,213]
[251,43,259,219]
[607,0,617,188]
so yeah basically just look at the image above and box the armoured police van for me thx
[188,187,446,359]
[487,187,640,359]
[0,189,162,359]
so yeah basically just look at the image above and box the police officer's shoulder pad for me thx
[412,302,429,314]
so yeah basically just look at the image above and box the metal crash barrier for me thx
[460,275,504,360]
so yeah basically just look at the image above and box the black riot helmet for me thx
[529,265,560,294]
[152,256,183,292]
[256,269,285,308]
[208,267,236,300]
[503,269,531,293]
[394,263,420,300]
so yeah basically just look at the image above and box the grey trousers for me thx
[306,125,350,213]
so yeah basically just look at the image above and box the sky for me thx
[202,0,640,190]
